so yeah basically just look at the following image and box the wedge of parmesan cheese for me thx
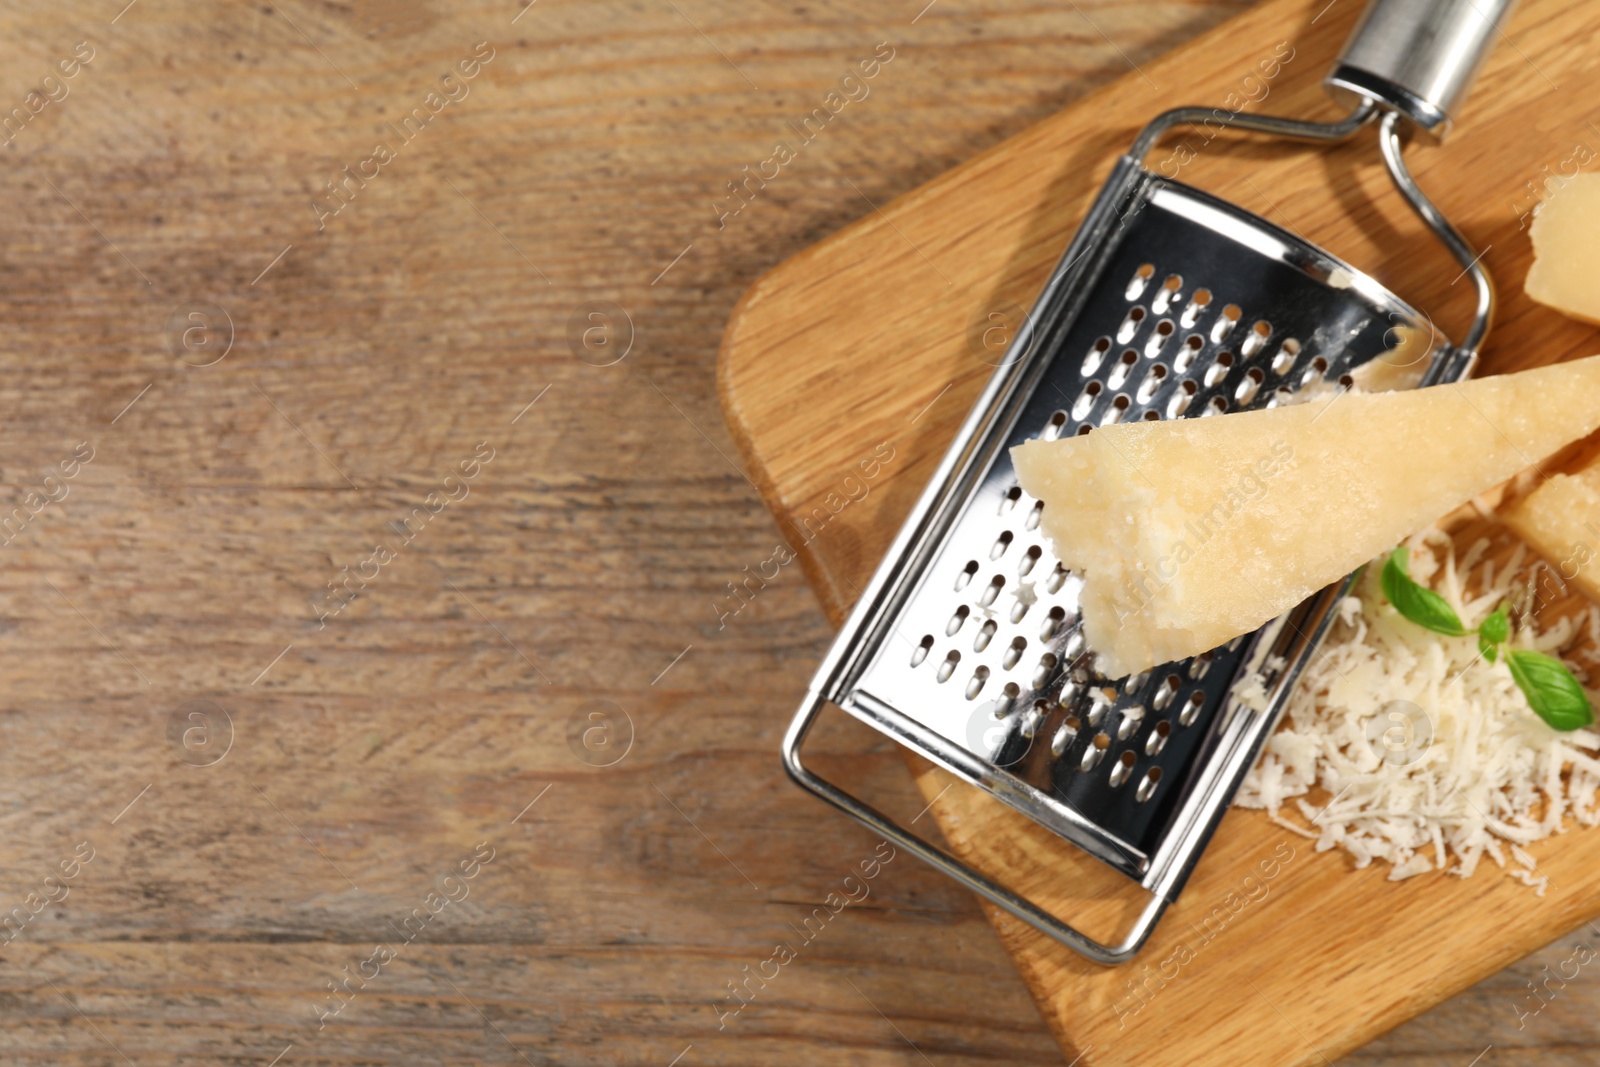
[1012,355,1600,677]
[1503,462,1600,603]
[1526,174,1600,324]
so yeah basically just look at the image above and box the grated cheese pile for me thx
[1236,528,1600,893]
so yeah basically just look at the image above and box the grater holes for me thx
[1080,732,1110,771]
[1042,410,1068,441]
[1141,409,1160,421]
[1211,304,1242,344]
[1082,336,1112,375]
[1087,688,1114,726]
[1045,562,1068,594]
[1150,273,1183,315]
[1116,306,1147,344]
[1008,596,1031,624]
[1203,351,1233,388]
[1101,393,1131,426]
[1051,715,1080,757]
[1001,681,1020,703]
[1072,379,1102,420]
[1031,653,1059,690]
[1338,372,1354,389]
[964,665,990,700]
[1179,288,1211,329]
[1060,627,1086,662]
[998,484,1022,514]
[1057,679,1083,708]
[1300,356,1329,388]
[1075,424,1093,436]
[1136,766,1162,803]
[955,560,979,592]
[1167,379,1196,418]
[1173,334,1203,374]
[1122,670,1149,695]
[1018,544,1041,577]
[1136,362,1168,403]
[1180,689,1204,726]
[911,634,934,668]
[1240,320,1272,358]
[936,650,961,683]
[1107,348,1139,390]
[980,575,1004,607]
[990,530,1014,560]
[1143,319,1175,360]
[1025,499,1044,531]
[1125,263,1155,301]
[1145,719,1171,756]
[1234,367,1264,406]
[1271,338,1301,376]
[1202,395,1228,417]
[1158,675,1184,710]
[1020,701,1046,739]
[973,619,997,653]
[1267,386,1294,408]
[1108,749,1137,787]
[1002,636,1027,670]
[1117,705,1144,741]
[1152,673,1181,711]
[1039,605,1066,640]
[946,604,970,636]
[1189,652,1212,679]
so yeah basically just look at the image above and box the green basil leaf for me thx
[1478,606,1509,647]
[1381,548,1467,637]
[1478,607,1509,664]
[1505,649,1595,731]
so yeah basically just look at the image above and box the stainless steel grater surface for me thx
[784,0,1510,965]
[850,178,1437,876]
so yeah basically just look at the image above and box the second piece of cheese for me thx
[1503,463,1600,604]
[1526,174,1600,325]
[1012,355,1600,678]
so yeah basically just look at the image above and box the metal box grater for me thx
[783,0,1512,963]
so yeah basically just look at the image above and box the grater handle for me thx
[1325,0,1517,140]
[782,690,1169,966]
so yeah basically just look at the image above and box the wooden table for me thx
[0,0,1590,1063]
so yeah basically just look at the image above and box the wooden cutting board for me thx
[717,0,1600,1062]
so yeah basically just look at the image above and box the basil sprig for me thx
[1477,606,1509,664]
[1382,548,1595,731]
[1506,649,1594,731]
[1381,548,1466,637]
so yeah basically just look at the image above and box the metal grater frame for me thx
[781,91,1499,963]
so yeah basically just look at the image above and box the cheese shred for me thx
[1237,528,1600,892]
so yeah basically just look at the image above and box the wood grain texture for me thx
[718,0,1600,1063]
[0,0,1284,1064]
